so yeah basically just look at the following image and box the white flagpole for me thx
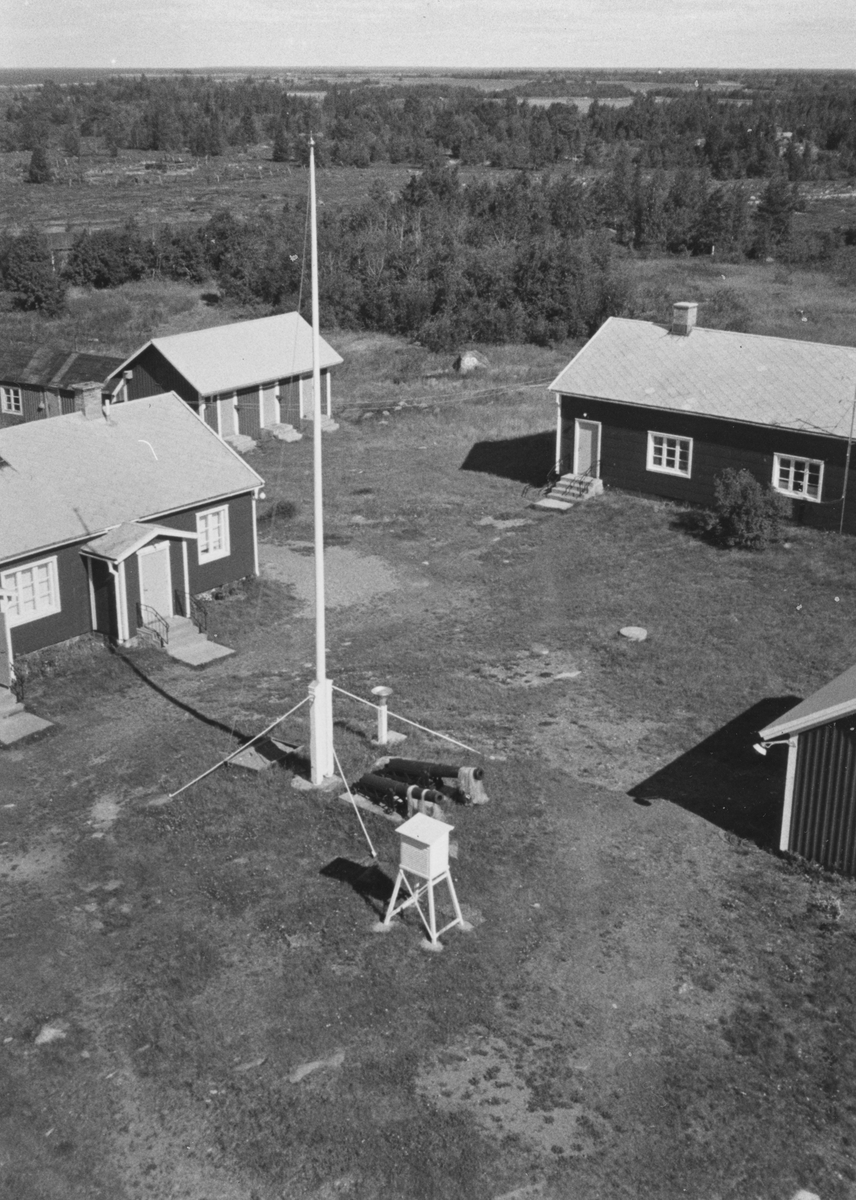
[308,136,334,783]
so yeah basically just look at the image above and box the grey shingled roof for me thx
[549,318,856,439]
[0,393,262,564]
[111,312,343,397]
[760,664,856,739]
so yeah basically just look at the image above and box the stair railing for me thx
[188,595,208,635]
[136,602,169,647]
[521,459,566,503]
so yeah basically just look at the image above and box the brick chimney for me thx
[671,302,698,336]
[72,381,107,420]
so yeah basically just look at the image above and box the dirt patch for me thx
[417,1032,608,1157]
[259,541,412,617]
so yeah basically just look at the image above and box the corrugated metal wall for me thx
[790,719,856,874]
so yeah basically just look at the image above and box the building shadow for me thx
[320,856,395,917]
[460,430,555,487]
[628,696,800,848]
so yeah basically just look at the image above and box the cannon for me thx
[372,758,489,805]
[356,773,447,819]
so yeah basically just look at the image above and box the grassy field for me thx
[3,328,856,1199]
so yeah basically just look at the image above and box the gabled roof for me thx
[549,318,856,439]
[82,521,196,564]
[0,393,263,564]
[0,347,122,389]
[111,313,343,397]
[760,663,856,740]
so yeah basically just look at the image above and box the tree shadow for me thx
[320,856,395,917]
[460,430,555,487]
[628,696,800,848]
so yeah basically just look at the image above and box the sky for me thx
[2,0,854,72]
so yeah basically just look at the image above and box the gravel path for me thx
[259,541,402,617]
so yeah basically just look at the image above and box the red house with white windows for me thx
[548,303,856,533]
[106,312,343,439]
[0,388,263,702]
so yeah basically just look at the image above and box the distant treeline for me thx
[4,73,856,178]
[4,162,852,347]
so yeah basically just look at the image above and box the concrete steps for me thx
[0,687,53,745]
[533,473,603,511]
[162,617,235,668]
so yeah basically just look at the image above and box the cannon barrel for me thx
[358,773,445,807]
[381,758,483,782]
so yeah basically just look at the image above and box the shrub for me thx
[700,468,789,550]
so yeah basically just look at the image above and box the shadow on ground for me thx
[461,430,554,487]
[320,856,395,916]
[629,696,800,847]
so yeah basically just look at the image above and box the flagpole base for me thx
[310,677,335,785]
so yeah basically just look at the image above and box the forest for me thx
[1,73,856,348]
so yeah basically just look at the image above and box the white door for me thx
[138,543,172,618]
[574,419,601,477]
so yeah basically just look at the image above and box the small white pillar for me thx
[371,685,392,744]
[370,685,406,747]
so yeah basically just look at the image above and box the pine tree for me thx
[2,227,65,314]
[27,145,52,183]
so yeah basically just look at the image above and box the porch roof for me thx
[81,522,196,564]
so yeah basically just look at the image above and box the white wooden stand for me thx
[383,813,464,946]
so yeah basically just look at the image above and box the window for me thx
[1,557,60,626]
[647,432,692,477]
[773,454,823,501]
[196,506,230,563]
[1,387,22,415]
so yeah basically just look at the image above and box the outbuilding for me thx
[759,665,856,876]
[548,303,856,534]
[0,347,122,428]
[107,312,343,439]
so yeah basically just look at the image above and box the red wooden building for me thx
[0,388,263,677]
[548,303,856,534]
[107,312,343,439]
[759,664,856,876]
[0,347,122,429]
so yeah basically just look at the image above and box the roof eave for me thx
[760,697,856,740]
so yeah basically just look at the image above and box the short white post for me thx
[371,685,392,745]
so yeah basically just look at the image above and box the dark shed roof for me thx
[0,347,123,389]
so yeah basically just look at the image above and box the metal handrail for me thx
[188,594,208,635]
[136,602,169,647]
[522,459,565,502]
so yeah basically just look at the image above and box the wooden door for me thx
[574,419,601,478]
[237,387,261,438]
[138,543,172,619]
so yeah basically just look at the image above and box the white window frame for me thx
[773,454,823,502]
[1,386,23,415]
[1,556,61,626]
[647,431,693,478]
[196,506,230,564]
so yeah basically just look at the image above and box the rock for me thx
[289,1050,345,1083]
[553,670,581,680]
[234,1056,267,1073]
[619,626,648,641]
[453,349,489,374]
[34,1021,69,1046]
